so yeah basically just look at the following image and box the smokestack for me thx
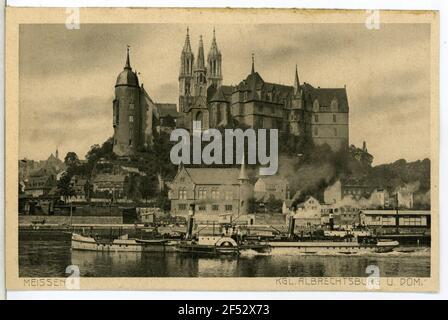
[288,205,296,239]
[329,213,334,231]
[186,203,195,240]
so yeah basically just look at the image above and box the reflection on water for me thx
[19,240,431,278]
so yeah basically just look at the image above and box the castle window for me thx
[198,204,206,211]
[225,190,233,200]
[225,205,233,212]
[179,188,187,200]
[333,114,337,122]
[211,188,220,200]
[314,114,319,122]
[179,204,187,210]
[129,115,134,123]
[198,187,207,199]
[314,127,318,136]
[334,128,337,136]
[212,204,219,211]
[129,103,134,111]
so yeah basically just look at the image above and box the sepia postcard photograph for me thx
[4,7,439,292]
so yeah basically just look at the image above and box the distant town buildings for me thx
[92,173,127,200]
[290,196,322,227]
[254,175,289,201]
[19,149,65,185]
[24,168,57,198]
[323,179,416,210]
[349,141,373,166]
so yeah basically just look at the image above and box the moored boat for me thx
[71,233,143,252]
[268,239,399,254]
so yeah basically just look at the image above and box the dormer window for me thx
[331,97,339,111]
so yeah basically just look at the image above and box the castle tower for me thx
[290,65,304,136]
[293,64,300,96]
[193,35,207,98]
[179,28,194,112]
[207,29,223,88]
[238,157,253,215]
[112,46,141,156]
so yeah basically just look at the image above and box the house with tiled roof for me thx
[92,173,127,200]
[24,168,57,198]
[254,175,290,201]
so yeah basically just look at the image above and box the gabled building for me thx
[92,173,127,200]
[168,163,253,221]
[24,168,57,198]
[254,175,289,201]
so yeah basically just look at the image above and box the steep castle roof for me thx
[302,82,349,112]
[155,103,180,118]
[210,85,234,103]
[183,167,241,185]
[116,47,139,87]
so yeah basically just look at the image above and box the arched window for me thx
[195,111,203,123]
[313,99,320,112]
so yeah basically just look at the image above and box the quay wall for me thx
[19,215,123,225]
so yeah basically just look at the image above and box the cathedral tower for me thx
[179,28,194,113]
[112,47,141,156]
[207,29,223,88]
[193,35,207,98]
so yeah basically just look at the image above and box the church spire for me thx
[182,27,192,53]
[251,53,255,74]
[207,28,223,88]
[294,64,300,95]
[125,45,131,70]
[195,35,205,69]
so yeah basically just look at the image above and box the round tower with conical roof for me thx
[112,46,141,156]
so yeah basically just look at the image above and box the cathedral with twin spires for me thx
[112,28,350,156]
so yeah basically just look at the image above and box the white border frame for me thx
[1,0,447,300]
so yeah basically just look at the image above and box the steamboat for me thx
[71,206,399,255]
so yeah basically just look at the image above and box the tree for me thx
[145,131,177,191]
[140,175,157,203]
[64,152,80,168]
[83,180,93,201]
[265,195,283,213]
[57,172,75,202]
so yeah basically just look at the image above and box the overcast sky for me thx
[19,23,431,165]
